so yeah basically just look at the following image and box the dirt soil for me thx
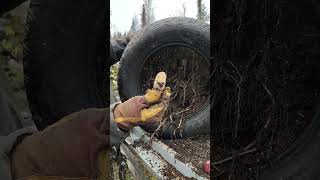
[163,135,210,178]
[162,161,193,180]
[131,138,195,179]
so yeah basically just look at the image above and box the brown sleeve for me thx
[0,126,37,180]
[10,108,110,179]
[110,102,129,145]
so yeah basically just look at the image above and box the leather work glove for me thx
[113,72,171,131]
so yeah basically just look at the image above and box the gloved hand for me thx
[114,72,171,131]
[9,72,171,180]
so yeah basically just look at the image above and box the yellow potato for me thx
[153,71,166,91]
[144,72,167,103]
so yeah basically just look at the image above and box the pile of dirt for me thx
[163,135,210,178]
[141,46,210,137]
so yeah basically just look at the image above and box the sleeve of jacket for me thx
[110,102,129,146]
[0,126,37,180]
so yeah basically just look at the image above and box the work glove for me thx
[10,72,171,180]
[113,72,171,131]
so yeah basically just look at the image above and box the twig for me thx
[177,116,183,129]
[261,82,275,104]
[226,61,243,82]
[170,92,178,102]
[180,81,187,106]
[245,52,258,70]
[213,148,257,165]
[169,108,191,122]
[173,81,179,90]
[243,140,256,151]
[212,164,221,172]
[172,115,184,138]
[170,107,191,138]
[264,114,271,129]
[169,113,174,124]
[149,118,167,142]
[223,64,242,138]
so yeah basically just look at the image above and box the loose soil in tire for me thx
[141,46,210,138]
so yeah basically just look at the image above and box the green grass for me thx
[0,14,25,61]
[0,13,29,110]
[110,62,120,95]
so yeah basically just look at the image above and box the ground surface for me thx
[163,135,210,178]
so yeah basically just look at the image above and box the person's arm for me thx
[110,102,129,145]
[0,126,37,180]
[8,72,170,179]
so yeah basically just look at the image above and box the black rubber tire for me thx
[260,106,320,179]
[118,17,210,138]
[23,0,108,130]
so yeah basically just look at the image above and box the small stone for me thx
[203,160,210,174]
